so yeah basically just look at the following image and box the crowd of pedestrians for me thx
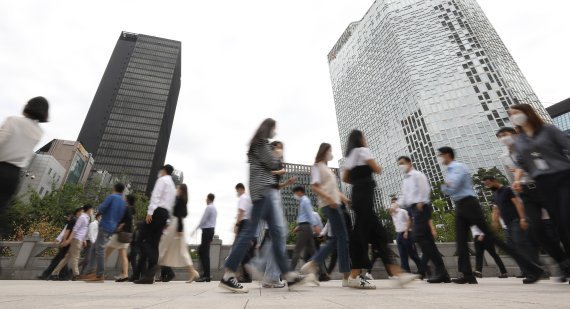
[1,98,569,294]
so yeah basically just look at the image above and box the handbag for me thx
[118,231,133,243]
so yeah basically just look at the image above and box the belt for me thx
[522,182,537,190]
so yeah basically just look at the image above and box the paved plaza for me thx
[0,278,568,308]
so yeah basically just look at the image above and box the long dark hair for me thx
[315,143,331,164]
[248,118,276,155]
[510,104,545,132]
[178,184,189,204]
[345,129,366,157]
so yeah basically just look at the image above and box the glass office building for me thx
[78,32,181,194]
[328,0,550,209]
[546,98,570,136]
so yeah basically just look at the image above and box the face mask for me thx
[499,136,514,146]
[293,195,301,201]
[510,114,528,126]
[325,153,334,161]
[398,164,408,173]
[437,157,445,165]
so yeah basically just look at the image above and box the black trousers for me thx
[138,208,169,278]
[41,245,70,279]
[455,196,542,278]
[521,183,570,266]
[129,243,142,280]
[199,228,215,278]
[535,170,570,248]
[416,235,447,278]
[0,162,20,237]
[474,236,507,274]
[350,184,394,270]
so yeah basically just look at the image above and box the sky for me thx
[1,0,568,244]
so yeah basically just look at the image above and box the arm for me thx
[98,196,112,215]
[254,142,280,171]
[512,196,529,230]
[147,179,164,216]
[547,124,570,153]
[278,176,297,189]
[234,208,245,234]
[311,183,336,207]
[365,159,382,174]
[428,219,437,238]
[512,168,525,193]
[198,207,212,229]
[404,211,411,239]
[441,165,465,195]
[342,169,351,184]
[491,205,501,232]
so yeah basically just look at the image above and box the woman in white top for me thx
[299,143,351,286]
[342,130,417,289]
[0,97,48,213]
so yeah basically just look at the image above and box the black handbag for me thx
[118,231,133,243]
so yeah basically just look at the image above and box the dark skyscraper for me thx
[78,31,181,194]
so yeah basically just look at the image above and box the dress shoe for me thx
[195,277,211,282]
[452,276,478,284]
[474,271,483,278]
[134,277,155,284]
[523,270,544,284]
[498,273,508,278]
[427,275,451,283]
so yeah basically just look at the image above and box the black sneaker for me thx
[47,275,60,281]
[219,277,249,293]
[287,273,314,291]
[452,276,478,284]
[195,277,211,282]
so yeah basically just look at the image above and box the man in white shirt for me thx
[135,164,177,284]
[234,183,256,283]
[195,193,218,282]
[80,212,101,275]
[396,156,449,283]
[388,198,423,276]
[51,205,93,280]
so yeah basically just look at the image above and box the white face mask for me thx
[510,114,528,126]
[293,195,301,201]
[398,164,409,173]
[325,153,334,161]
[499,136,514,146]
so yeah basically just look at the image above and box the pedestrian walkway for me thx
[0,278,568,308]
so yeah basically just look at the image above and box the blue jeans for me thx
[225,191,289,274]
[311,206,350,273]
[85,227,111,277]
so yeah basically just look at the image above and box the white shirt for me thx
[391,208,410,233]
[320,222,334,237]
[0,116,43,167]
[238,194,253,221]
[344,147,373,170]
[199,204,217,229]
[471,225,484,237]
[73,213,90,241]
[147,175,177,215]
[396,169,431,207]
[87,220,99,243]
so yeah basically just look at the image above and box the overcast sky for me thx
[1,0,568,244]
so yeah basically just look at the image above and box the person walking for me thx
[50,205,93,281]
[193,193,217,282]
[158,184,200,283]
[83,183,127,282]
[342,130,418,289]
[482,175,539,278]
[104,194,135,282]
[219,118,310,293]
[0,97,48,227]
[135,165,176,284]
[471,225,508,278]
[290,186,321,271]
[497,126,570,272]
[438,146,544,284]
[40,211,78,280]
[80,212,101,275]
[390,200,423,276]
[508,104,570,282]
[299,143,352,287]
[234,183,256,283]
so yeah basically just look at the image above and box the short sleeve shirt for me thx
[493,186,518,224]
[238,194,253,220]
[344,147,373,170]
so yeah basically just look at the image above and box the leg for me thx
[290,228,307,270]
[396,233,411,273]
[312,206,350,274]
[119,249,129,278]
[474,238,484,273]
[68,239,83,276]
[484,237,507,274]
[51,250,72,276]
[95,229,111,277]
[417,237,447,278]
[455,205,473,277]
[199,228,214,278]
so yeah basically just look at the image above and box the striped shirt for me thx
[248,138,280,202]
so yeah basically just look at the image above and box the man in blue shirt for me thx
[83,183,126,282]
[438,147,543,285]
[290,186,321,271]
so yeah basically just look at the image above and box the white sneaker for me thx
[300,261,317,274]
[394,273,420,288]
[364,272,374,280]
[348,276,376,289]
[262,281,286,288]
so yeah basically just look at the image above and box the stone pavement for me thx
[0,278,568,308]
